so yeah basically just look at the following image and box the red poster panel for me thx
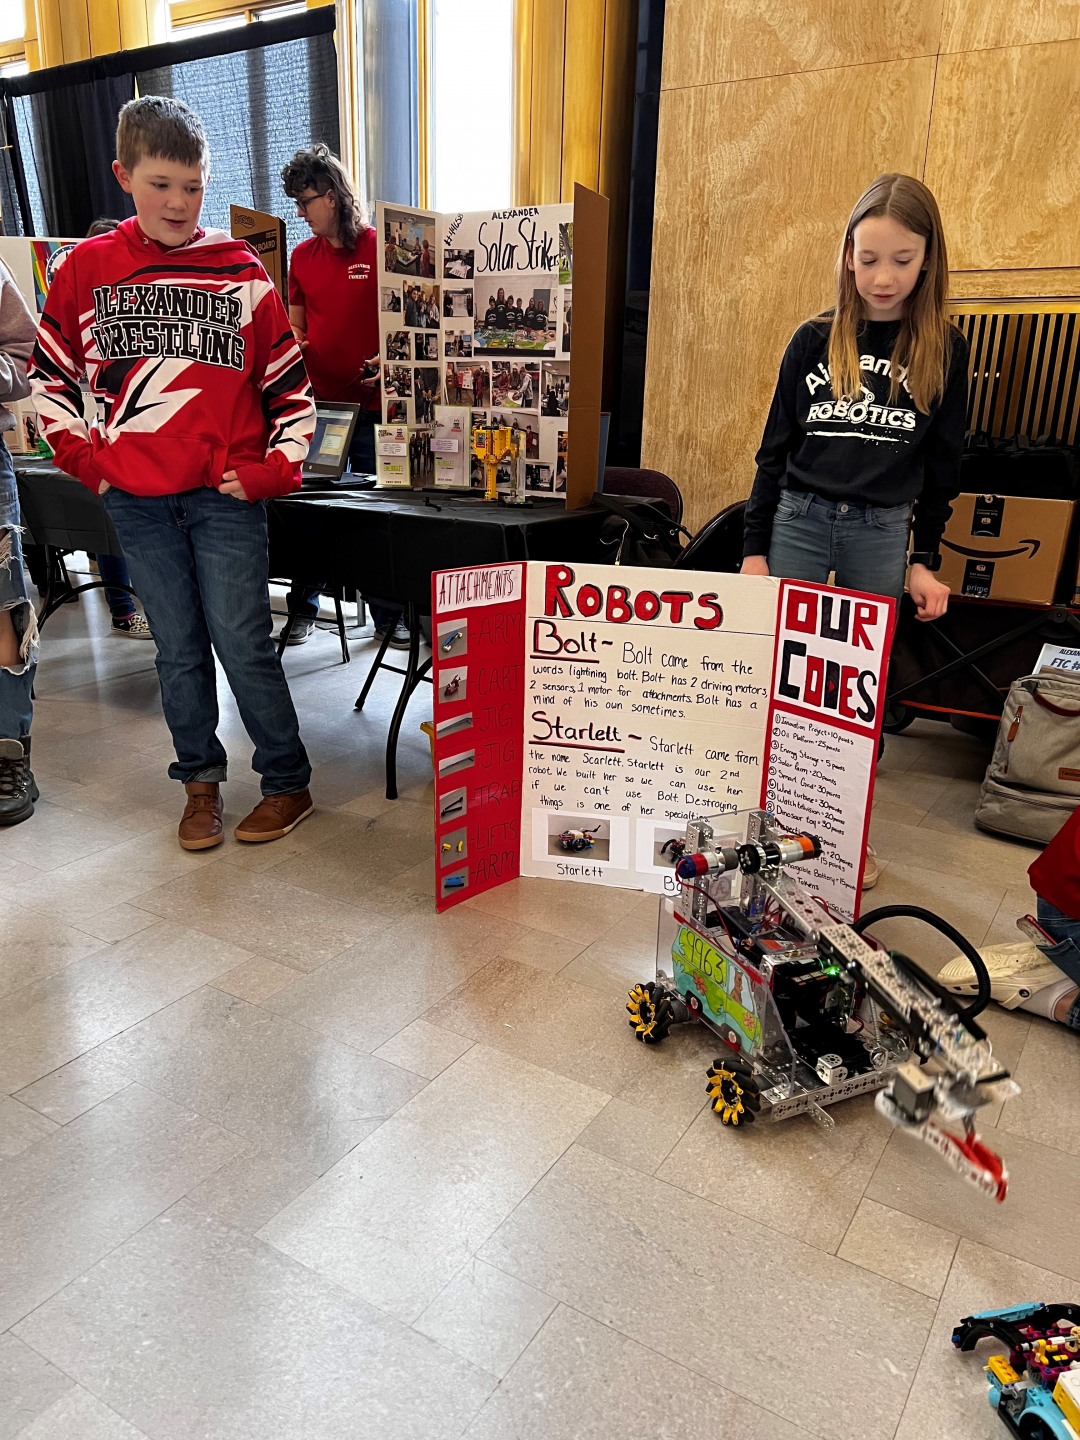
[761,580,895,921]
[432,563,527,911]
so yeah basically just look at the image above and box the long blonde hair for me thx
[826,174,951,413]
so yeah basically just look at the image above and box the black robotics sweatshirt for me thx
[743,318,969,558]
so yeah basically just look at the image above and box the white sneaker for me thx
[938,941,1065,1010]
[861,844,879,890]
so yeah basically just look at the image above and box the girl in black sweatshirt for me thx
[742,174,967,626]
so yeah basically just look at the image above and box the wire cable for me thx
[852,904,992,1021]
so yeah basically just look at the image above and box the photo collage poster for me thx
[376,201,574,494]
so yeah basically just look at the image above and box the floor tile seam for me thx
[993,1112,1080,1163]
[528,1292,841,1440]
[408,1272,549,1388]
[12,1075,138,1132]
[563,1142,946,1312]
[0,945,111,1012]
[242,987,448,1076]
[888,1242,967,1440]
[63,901,164,945]
[97,991,437,1146]
[132,883,384,956]
[6,1174,241,1345]
[643,1098,706,1175]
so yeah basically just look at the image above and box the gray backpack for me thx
[975,667,1080,843]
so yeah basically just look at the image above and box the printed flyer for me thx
[430,563,892,919]
[376,200,573,495]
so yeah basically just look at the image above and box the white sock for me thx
[1018,977,1078,1020]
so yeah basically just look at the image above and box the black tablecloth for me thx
[887,592,1080,718]
[13,459,126,556]
[11,464,646,609]
[267,489,641,606]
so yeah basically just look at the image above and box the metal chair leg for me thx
[276,607,298,658]
[334,595,350,664]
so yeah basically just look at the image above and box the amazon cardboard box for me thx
[229,205,287,300]
[938,494,1077,604]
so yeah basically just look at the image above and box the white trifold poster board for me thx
[430,562,895,922]
[376,201,573,495]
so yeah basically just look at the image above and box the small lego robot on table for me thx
[558,825,601,853]
[953,1303,1080,1438]
[626,809,1015,1200]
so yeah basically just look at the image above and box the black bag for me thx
[594,493,690,566]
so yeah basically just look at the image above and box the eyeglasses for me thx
[295,191,331,213]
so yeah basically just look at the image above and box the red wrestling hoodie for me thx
[29,219,315,501]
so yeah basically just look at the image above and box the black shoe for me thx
[0,737,38,826]
[277,618,314,646]
[375,618,411,651]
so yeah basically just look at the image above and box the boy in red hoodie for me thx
[30,96,316,851]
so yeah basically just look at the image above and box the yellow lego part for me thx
[987,1355,1020,1386]
[1055,1369,1080,1436]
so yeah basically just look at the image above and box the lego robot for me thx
[626,810,1016,1201]
[558,825,601,853]
[953,1303,1080,1438]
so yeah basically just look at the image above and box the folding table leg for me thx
[384,602,422,800]
[354,622,395,710]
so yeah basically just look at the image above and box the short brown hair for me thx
[116,96,210,174]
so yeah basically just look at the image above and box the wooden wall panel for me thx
[950,269,1080,299]
[661,0,941,90]
[926,40,1080,270]
[641,58,935,532]
[941,0,1080,54]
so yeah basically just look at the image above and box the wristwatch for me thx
[908,550,942,571]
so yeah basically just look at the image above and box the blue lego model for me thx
[953,1303,1080,1438]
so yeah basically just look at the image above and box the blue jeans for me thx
[767,492,912,605]
[96,552,136,620]
[0,439,36,740]
[101,485,310,795]
[1036,896,1080,1031]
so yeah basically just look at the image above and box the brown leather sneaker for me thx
[179,781,223,851]
[234,789,314,843]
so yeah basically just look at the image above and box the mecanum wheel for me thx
[626,981,674,1044]
[706,1055,762,1124]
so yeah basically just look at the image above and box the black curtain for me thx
[0,98,29,236]
[0,5,337,241]
[138,16,339,251]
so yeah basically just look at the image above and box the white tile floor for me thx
[0,584,1075,1440]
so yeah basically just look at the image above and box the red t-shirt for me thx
[288,227,380,408]
[1029,805,1080,921]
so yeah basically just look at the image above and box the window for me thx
[431,0,512,212]
[0,0,27,75]
[0,0,24,46]
[167,0,309,39]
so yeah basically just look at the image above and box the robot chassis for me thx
[953,1303,1080,1439]
[627,809,1016,1201]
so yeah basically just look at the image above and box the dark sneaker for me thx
[234,789,314,843]
[0,737,39,826]
[111,613,154,640]
[375,618,411,651]
[277,618,314,646]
